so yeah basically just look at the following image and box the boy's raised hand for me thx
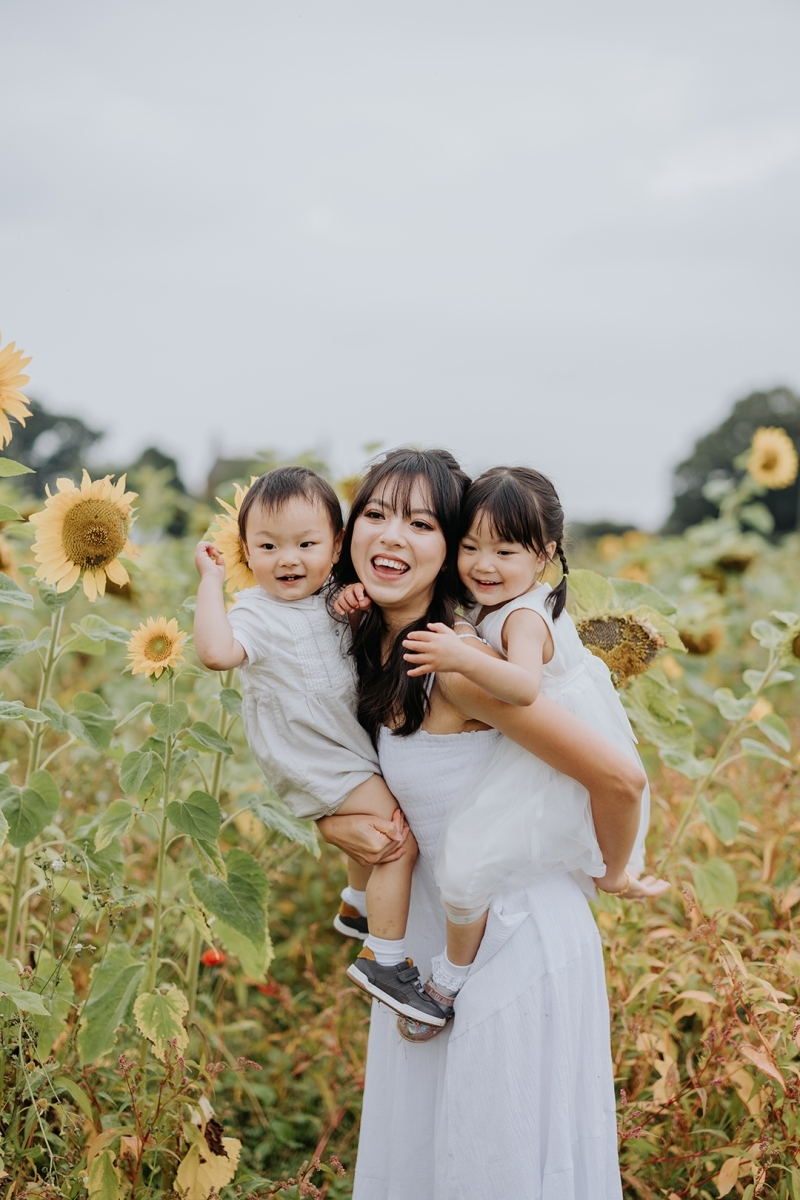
[195,541,226,584]
[403,622,471,677]
[334,582,372,616]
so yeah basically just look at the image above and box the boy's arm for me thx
[194,542,247,671]
[403,609,549,706]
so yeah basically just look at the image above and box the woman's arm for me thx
[317,807,410,866]
[440,673,646,889]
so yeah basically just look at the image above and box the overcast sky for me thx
[3,0,800,525]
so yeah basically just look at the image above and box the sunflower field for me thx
[0,336,799,1200]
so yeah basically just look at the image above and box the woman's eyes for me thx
[410,520,434,531]
[363,509,385,521]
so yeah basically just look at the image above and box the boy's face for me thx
[243,496,342,601]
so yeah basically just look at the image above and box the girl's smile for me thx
[459,518,555,614]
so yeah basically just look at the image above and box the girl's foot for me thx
[347,948,449,1025]
[333,901,369,939]
[396,979,456,1042]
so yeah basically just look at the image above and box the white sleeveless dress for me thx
[353,725,622,1200]
[435,583,650,918]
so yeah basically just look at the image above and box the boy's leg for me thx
[342,778,448,1025]
[338,775,417,940]
[347,858,372,893]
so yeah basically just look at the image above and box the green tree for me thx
[665,387,800,533]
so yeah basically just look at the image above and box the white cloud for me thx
[653,126,800,199]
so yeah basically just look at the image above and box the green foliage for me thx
[0,442,797,1200]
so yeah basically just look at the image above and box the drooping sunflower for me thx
[30,471,138,602]
[747,426,798,490]
[212,479,258,594]
[0,335,33,449]
[127,616,187,678]
[577,615,666,685]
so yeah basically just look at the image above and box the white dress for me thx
[228,587,378,820]
[435,584,649,918]
[353,725,622,1200]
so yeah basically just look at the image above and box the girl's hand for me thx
[195,541,226,583]
[334,582,372,616]
[595,871,670,901]
[403,622,471,677]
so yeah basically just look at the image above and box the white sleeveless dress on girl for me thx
[353,723,622,1199]
[435,582,650,920]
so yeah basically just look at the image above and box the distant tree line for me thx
[664,387,800,534]
[9,388,800,537]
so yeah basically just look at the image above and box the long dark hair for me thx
[461,466,569,619]
[334,448,470,743]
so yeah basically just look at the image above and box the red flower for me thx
[200,948,226,967]
[256,981,280,997]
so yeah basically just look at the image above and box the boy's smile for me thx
[243,495,342,601]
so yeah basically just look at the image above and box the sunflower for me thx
[127,616,187,678]
[212,479,258,594]
[30,471,137,602]
[577,615,665,685]
[0,536,18,580]
[0,335,32,449]
[747,427,798,490]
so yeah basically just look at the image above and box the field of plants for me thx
[0,336,799,1200]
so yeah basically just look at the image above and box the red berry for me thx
[200,948,226,967]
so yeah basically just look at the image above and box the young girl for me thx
[194,466,447,1026]
[397,465,666,1030]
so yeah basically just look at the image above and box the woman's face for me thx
[349,476,447,620]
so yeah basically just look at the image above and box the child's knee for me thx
[403,831,419,867]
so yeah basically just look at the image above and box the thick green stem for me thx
[146,677,175,993]
[659,650,779,873]
[4,608,64,960]
[186,671,232,1022]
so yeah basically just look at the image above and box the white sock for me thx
[431,951,471,996]
[341,886,368,918]
[364,935,406,966]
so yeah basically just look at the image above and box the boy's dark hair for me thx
[334,447,471,744]
[462,466,569,619]
[237,467,344,543]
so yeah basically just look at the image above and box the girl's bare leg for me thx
[446,912,488,966]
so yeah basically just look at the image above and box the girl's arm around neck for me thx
[194,541,247,671]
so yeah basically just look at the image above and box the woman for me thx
[319,449,649,1200]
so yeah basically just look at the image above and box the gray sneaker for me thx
[347,949,448,1026]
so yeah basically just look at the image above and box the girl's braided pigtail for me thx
[546,542,569,619]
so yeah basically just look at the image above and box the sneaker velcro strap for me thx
[396,965,421,984]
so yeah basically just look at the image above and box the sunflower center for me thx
[61,500,127,570]
[760,451,778,470]
[145,635,174,662]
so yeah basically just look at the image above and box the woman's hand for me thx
[595,871,670,901]
[403,623,471,677]
[317,807,410,866]
[195,541,226,584]
[334,582,372,616]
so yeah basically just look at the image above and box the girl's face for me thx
[458,516,555,612]
[350,477,447,622]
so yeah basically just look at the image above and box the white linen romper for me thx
[227,586,379,820]
[435,582,650,918]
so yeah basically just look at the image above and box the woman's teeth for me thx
[373,557,408,573]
